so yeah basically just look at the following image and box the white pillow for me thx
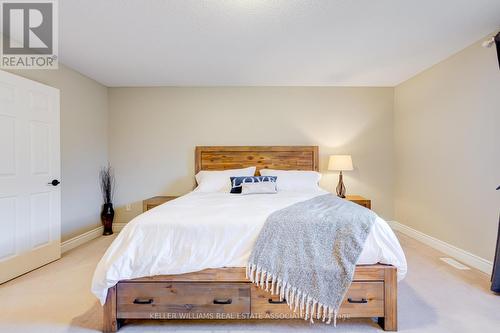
[195,167,256,192]
[241,181,277,195]
[259,169,322,192]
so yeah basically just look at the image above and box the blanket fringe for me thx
[246,263,338,326]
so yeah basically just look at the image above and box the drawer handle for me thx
[213,298,232,305]
[133,298,154,304]
[347,298,368,304]
[268,298,287,304]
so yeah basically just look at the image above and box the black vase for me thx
[492,214,500,293]
[101,203,114,236]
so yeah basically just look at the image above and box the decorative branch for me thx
[99,165,115,204]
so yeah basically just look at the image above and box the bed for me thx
[93,146,406,332]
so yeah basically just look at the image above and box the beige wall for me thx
[7,65,109,241]
[108,87,395,223]
[394,39,500,261]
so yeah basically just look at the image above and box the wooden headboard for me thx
[195,146,319,174]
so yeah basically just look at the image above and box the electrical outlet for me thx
[125,204,132,211]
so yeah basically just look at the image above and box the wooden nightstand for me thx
[143,196,178,212]
[346,195,371,209]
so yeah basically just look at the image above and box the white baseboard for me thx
[61,226,103,254]
[388,221,493,275]
[61,222,126,254]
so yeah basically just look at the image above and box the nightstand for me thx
[143,196,178,212]
[346,195,371,209]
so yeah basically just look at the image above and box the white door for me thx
[0,70,60,283]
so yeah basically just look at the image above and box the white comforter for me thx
[91,190,407,304]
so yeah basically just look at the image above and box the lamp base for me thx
[336,172,346,198]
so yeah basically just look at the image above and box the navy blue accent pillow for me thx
[230,176,277,194]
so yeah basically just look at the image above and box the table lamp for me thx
[328,155,353,198]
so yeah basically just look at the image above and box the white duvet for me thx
[91,190,407,304]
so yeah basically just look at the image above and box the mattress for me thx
[91,190,407,304]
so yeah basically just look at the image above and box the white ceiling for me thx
[59,0,500,87]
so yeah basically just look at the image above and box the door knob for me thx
[48,179,60,186]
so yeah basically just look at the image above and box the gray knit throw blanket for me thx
[246,194,376,325]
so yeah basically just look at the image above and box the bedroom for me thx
[0,0,499,332]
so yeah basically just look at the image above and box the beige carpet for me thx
[0,232,498,333]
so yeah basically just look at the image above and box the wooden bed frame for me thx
[103,146,397,332]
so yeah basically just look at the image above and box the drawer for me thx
[250,281,384,318]
[353,201,371,209]
[250,285,296,318]
[339,281,384,317]
[117,282,250,319]
[359,202,370,209]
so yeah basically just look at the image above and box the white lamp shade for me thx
[328,155,353,171]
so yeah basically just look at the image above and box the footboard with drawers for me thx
[103,264,397,332]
